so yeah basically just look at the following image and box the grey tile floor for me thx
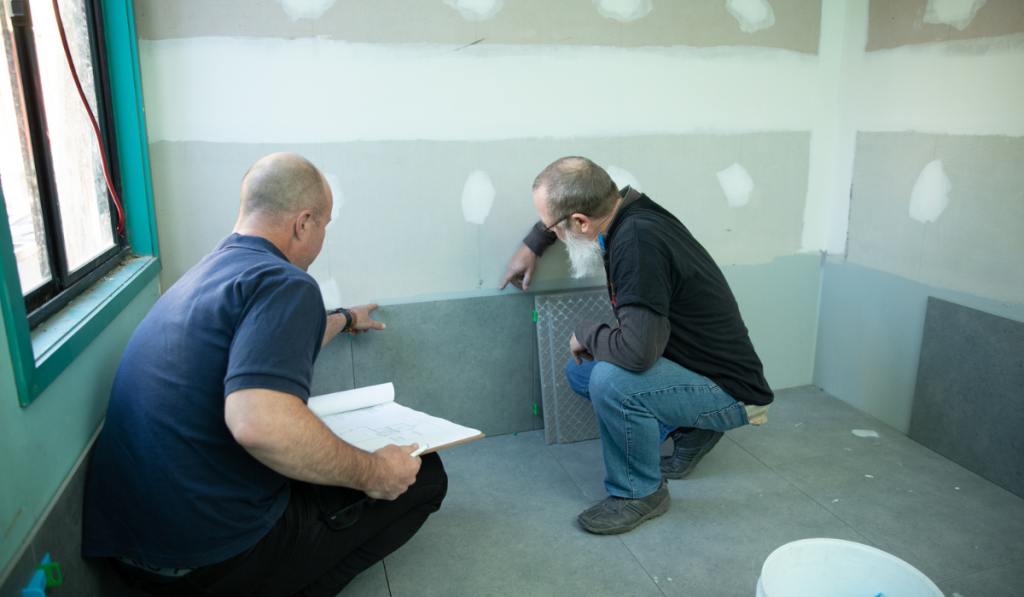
[340,386,1024,597]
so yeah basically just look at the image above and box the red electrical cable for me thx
[50,0,125,235]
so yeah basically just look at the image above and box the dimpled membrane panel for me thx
[536,289,617,445]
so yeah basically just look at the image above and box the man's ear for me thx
[293,209,314,240]
[572,213,593,235]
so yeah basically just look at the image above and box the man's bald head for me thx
[239,153,329,221]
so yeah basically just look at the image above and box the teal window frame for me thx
[0,0,159,406]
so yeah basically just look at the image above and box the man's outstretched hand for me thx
[348,303,386,335]
[499,244,539,291]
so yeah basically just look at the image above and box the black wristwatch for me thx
[328,308,353,332]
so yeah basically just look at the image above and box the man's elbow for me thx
[224,394,274,451]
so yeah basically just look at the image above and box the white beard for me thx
[563,228,605,280]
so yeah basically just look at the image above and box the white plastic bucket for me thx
[756,538,944,597]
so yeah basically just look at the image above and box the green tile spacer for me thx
[36,562,62,587]
[532,310,537,322]
[533,402,538,415]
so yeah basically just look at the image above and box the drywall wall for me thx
[0,279,159,576]
[846,133,1023,304]
[867,0,1024,51]
[137,0,848,305]
[814,1,1024,431]
[150,133,810,306]
[815,262,1023,433]
[134,0,822,52]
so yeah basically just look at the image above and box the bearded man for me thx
[499,156,772,535]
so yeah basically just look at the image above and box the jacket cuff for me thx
[523,221,558,256]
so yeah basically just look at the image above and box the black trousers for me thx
[122,453,447,597]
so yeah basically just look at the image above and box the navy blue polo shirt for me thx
[83,234,327,567]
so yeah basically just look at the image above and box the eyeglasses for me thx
[544,212,589,234]
[325,496,376,530]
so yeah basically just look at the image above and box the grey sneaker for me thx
[577,479,670,535]
[659,428,723,479]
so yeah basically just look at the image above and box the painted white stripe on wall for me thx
[140,38,820,144]
[139,14,1024,257]
[852,36,1024,137]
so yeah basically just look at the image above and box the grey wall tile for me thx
[136,0,821,53]
[351,293,537,436]
[910,298,1024,499]
[311,334,354,397]
[772,437,1024,583]
[867,0,1024,52]
[813,260,1024,433]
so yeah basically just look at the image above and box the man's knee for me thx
[588,361,629,405]
[411,453,447,513]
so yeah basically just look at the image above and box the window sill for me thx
[20,255,160,405]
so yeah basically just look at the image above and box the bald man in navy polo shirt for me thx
[84,153,447,596]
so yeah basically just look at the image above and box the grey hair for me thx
[532,156,620,223]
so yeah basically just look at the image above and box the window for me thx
[0,0,160,406]
[1,0,127,329]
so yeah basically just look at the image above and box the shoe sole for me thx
[578,495,671,535]
[660,430,723,480]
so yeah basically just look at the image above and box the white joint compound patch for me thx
[605,166,642,193]
[275,0,335,21]
[461,170,496,224]
[852,429,880,438]
[443,0,503,21]
[717,162,754,207]
[909,159,951,223]
[324,173,343,230]
[924,0,987,31]
[726,0,776,33]
[593,0,653,23]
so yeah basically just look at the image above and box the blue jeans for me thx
[565,358,749,499]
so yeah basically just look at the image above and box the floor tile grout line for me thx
[933,555,1024,586]
[765,459,879,549]
[730,434,879,548]
[729,432,902,471]
[382,559,393,597]
[545,442,601,502]
[615,536,670,597]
